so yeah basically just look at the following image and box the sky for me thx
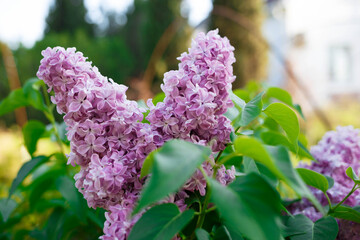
[0,0,212,48]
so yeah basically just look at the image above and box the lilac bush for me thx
[290,126,360,221]
[37,29,236,239]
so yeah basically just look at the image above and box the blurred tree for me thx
[45,0,95,36]
[123,0,192,95]
[211,0,268,88]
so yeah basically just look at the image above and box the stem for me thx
[331,183,357,212]
[324,192,332,210]
[195,182,211,230]
[234,126,241,134]
[214,149,225,163]
[42,85,66,156]
[205,206,217,213]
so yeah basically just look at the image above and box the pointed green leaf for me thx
[8,156,48,198]
[266,87,293,106]
[329,205,360,223]
[134,140,211,213]
[23,78,47,112]
[325,176,334,189]
[0,89,28,116]
[152,92,165,105]
[22,120,46,156]
[210,173,281,240]
[238,92,264,126]
[128,203,194,240]
[195,228,210,240]
[234,136,283,179]
[213,225,233,240]
[266,87,305,119]
[297,168,329,193]
[264,103,300,148]
[224,92,246,126]
[346,166,360,184]
[55,176,87,221]
[140,150,157,179]
[261,131,313,159]
[267,147,324,215]
[0,198,17,222]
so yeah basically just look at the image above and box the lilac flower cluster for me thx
[37,47,163,237]
[147,29,235,153]
[146,29,236,200]
[290,126,360,221]
[37,29,236,240]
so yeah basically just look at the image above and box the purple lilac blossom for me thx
[37,47,163,239]
[146,29,236,199]
[37,29,236,240]
[289,126,360,222]
[146,29,235,153]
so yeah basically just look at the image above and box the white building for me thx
[265,0,360,108]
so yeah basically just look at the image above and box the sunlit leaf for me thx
[134,140,211,213]
[129,203,194,240]
[210,173,281,240]
[22,120,46,156]
[8,156,48,198]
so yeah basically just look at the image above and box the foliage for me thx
[3,75,360,239]
[45,0,95,36]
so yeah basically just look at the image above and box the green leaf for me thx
[23,78,47,112]
[87,208,106,229]
[134,140,211,213]
[22,120,46,156]
[8,156,48,198]
[266,87,293,106]
[140,150,157,179]
[266,87,305,119]
[224,92,246,126]
[0,89,28,116]
[28,167,66,208]
[284,215,338,240]
[346,166,360,184]
[243,157,260,174]
[235,137,323,215]
[195,229,210,240]
[210,173,281,240]
[233,89,250,102]
[234,136,283,179]
[297,168,329,193]
[55,176,87,221]
[0,199,17,222]
[45,207,65,240]
[325,176,334,189]
[267,147,324,215]
[152,92,165,105]
[263,103,300,148]
[261,131,314,160]
[294,104,305,119]
[128,203,194,240]
[329,205,360,223]
[213,225,232,240]
[238,91,264,127]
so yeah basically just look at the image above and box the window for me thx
[329,45,352,83]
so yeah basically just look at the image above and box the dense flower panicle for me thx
[37,47,163,212]
[37,29,236,240]
[146,29,235,153]
[289,126,360,221]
